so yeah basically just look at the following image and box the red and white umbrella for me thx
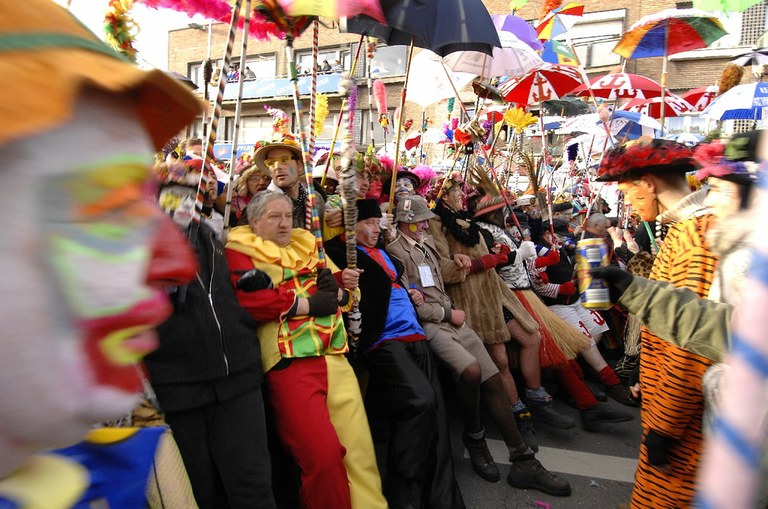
[619,93,695,118]
[498,63,583,105]
[571,72,663,100]
[680,85,719,112]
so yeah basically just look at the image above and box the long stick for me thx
[366,37,377,151]
[222,0,252,237]
[321,35,365,188]
[389,39,415,210]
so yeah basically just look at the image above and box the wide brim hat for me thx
[473,191,514,218]
[383,169,422,193]
[1,1,203,150]
[312,165,338,182]
[396,195,436,223]
[252,137,303,171]
[596,138,696,182]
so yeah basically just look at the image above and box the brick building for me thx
[167,1,768,157]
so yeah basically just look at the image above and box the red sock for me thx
[556,364,597,410]
[569,359,584,379]
[598,365,621,387]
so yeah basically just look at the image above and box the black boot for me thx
[528,400,577,429]
[507,450,571,497]
[604,383,640,407]
[581,402,634,432]
[462,432,500,482]
[514,409,539,452]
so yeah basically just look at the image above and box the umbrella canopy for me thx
[692,0,763,11]
[731,48,768,66]
[492,14,542,51]
[540,40,579,66]
[665,132,704,146]
[613,9,728,59]
[619,93,695,118]
[571,72,663,100]
[536,2,585,41]
[681,85,719,111]
[498,63,583,105]
[345,0,501,57]
[406,50,477,108]
[560,113,600,133]
[442,30,543,80]
[600,110,664,140]
[701,82,768,120]
[542,97,589,116]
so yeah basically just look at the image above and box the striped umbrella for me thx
[540,40,578,66]
[681,85,719,111]
[571,72,663,100]
[535,2,585,41]
[498,63,583,105]
[619,93,695,118]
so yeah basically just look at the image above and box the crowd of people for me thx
[2,2,767,508]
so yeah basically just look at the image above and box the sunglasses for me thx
[264,155,296,169]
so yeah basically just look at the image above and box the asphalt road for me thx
[451,396,642,509]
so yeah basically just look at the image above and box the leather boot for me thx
[462,432,500,482]
[507,450,571,497]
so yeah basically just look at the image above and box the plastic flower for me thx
[504,107,538,133]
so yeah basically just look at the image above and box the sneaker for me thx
[514,410,539,452]
[507,452,571,497]
[528,401,577,430]
[581,403,634,432]
[604,383,640,407]
[462,432,500,482]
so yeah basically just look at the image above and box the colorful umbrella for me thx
[613,9,728,59]
[406,50,477,108]
[600,110,664,140]
[692,0,763,11]
[701,82,768,120]
[498,63,583,105]
[345,0,501,57]
[492,14,542,51]
[535,2,585,41]
[681,85,719,111]
[540,40,578,66]
[619,93,695,118]
[442,30,543,80]
[731,47,768,66]
[570,72,663,100]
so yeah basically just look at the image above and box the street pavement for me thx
[451,396,642,509]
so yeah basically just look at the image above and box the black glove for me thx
[236,269,273,292]
[644,430,677,467]
[316,268,339,294]
[307,291,339,317]
[590,266,633,303]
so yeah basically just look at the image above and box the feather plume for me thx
[314,94,329,135]
[372,79,387,115]
[104,0,139,62]
[466,164,499,198]
[718,64,743,96]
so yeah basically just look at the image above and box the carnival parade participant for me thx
[225,191,386,509]
[388,195,572,497]
[326,199,464,509]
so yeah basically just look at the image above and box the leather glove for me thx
[236,269,273,292]
[316,268,339,294]
[558,281,576,296]
[644,430,677,467]
[590,266,633,303]
[307,291,339,317]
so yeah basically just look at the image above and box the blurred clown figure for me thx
[0,0,201,479]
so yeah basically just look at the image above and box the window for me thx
[360,108,398,147]
[224,116,275,144]
[368,45,408,78]
[188,55,277,89]
[302,113,342,141]
[296,50,341,75]
[558,9,626,69]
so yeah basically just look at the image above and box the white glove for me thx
[517,240,537,261]
[379,212,393,230]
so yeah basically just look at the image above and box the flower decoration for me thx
[597,138,695,182]
[504,107,538,133]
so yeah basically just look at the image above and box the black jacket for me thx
[539,245,579,306]
[144,223,263,411]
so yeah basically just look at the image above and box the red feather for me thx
[372,79,387,115]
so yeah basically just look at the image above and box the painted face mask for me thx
[159,185,196,229]
[619,180,658,222]
[395,177,415,199]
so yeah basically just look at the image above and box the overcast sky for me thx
[58,0,208,69]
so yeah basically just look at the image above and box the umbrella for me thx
[731,48,768,66]
[619,93,695,118]
[344,0,501,57]
[498,63,584,105]
[571,72,663,100]
[406,50,477,108]
[536,2,585,41]
[560,113,600,133]
[665,132,704,146]
[542,97,589,116]
[492,14,543,51]
[701,82,768,120]
[540,40,578,66]
[613,8,728,124]
[681,85,719,111]
[692,0,763,11]
[600,110,664,140]
[442,30,543,80]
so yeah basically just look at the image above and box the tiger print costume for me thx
[632,213,719,509]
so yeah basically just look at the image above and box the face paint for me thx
[703,177,742,220]
[158,185,196,229]
[408,223,418,232]
[619,180,658,222]
[395,177,415,200]
[268,148,300,189]
[355,218,381,248]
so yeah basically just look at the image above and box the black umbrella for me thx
[344,0,501,57]
[731,48,768,66]
[542,97,589,116]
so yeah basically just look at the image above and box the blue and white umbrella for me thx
[599,110,664,140]
[701,82,768,120]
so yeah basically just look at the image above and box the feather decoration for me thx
[265,106,289,137]
[104,0,139,62]
[314,94,329,136]
[718,63,743,96]
[203,59,213,83]
[539,0,563,21]
[372,79,389,129]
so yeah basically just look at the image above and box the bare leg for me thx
[507,319,542,390]
[485,342,520,405]
[579,338,609,373]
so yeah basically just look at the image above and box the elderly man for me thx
[254,136,343,233]
[387,196,571,497]
[0,0,201,493]
[326,199,464,509]
[225,192,386,509]
[597,138,718,509]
